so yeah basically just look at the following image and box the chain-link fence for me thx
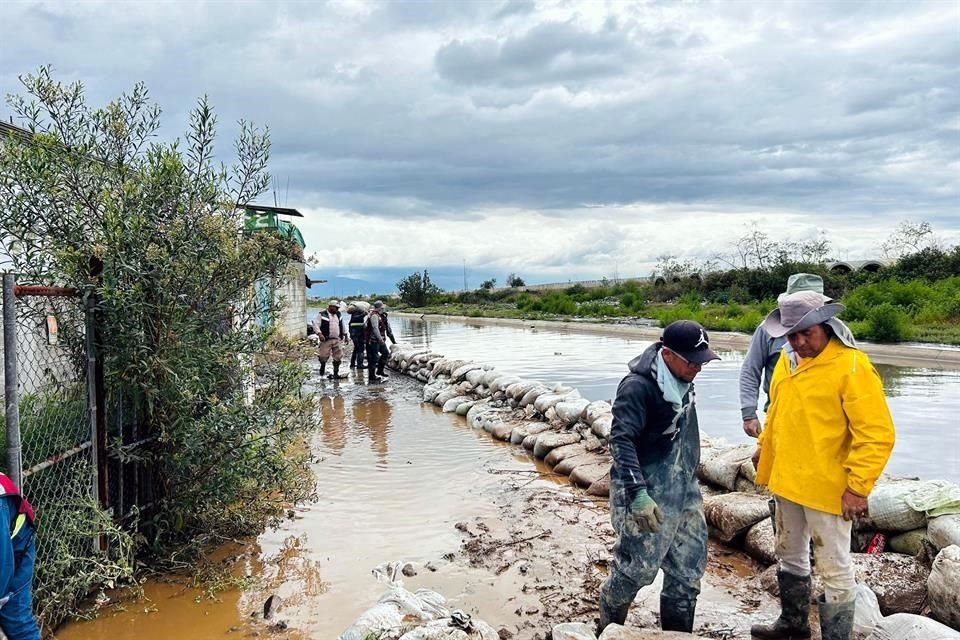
[0,279,105,623]
[0,276,147,628]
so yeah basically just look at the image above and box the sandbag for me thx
[489,376,519,393]
[555,399,591,426]
[545,443,588,467]
[489,422,514,441]
[554,452,608,476]
[904,480,960,518]
[928,545,960,630]
[929,515,960,551]
[868,613,960,640]
[853,584,883,639]
[510,422,552,445]
[853,553,930,615]
[533,432,581,459]
[587,473,610,497]
[479,370,500,387]
[697,444,754,491]
[520,386,551,408]
[584,401,612,424]
[867,481,930,532]
[570,463,610,489]
[442,396,473,413]
[552,622,598,640]
[454,400,477,416]
[338,586,440,640]
[397,617,500,640]
[466,402,493,427]
[433,389,460,408]
[744,518,777,565]
[591,414,613,439]
[703,493,771,542]
[465,369,485,386]
[598,624,696,639]
[533,392,566,413]
[889,528,928,556]
[451,363,481,381]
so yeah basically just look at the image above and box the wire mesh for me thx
[8,295,94,576]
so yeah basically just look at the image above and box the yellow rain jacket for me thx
[756,338,895,515]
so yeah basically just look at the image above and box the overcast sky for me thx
[3,0,959,293]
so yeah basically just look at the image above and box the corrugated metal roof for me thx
[0,121,33,145]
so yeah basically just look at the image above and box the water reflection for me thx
[352,398,393,465]
[319,395,347,454]
[397,317,960,484]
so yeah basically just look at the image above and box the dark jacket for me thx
[609,343,701,510]
[348,310,367,335]
[316,310,346,340]
[381,311,396,343]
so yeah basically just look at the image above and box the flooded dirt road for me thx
[400,316,960,484]
[57,315,958,639]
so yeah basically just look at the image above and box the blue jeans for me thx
[0,499,41,640]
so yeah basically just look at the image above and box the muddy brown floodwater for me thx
[59,314,958,639]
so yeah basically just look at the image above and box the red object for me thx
[866,533,887,555]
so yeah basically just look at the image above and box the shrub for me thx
[864,303,913,342]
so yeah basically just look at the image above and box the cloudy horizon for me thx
[3,0,958,294]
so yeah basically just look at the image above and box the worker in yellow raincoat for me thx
[751,291,895,640]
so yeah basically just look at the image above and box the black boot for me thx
[333,361,341,379]
[319,361,326,377]
[818,596,854,640]
[597,600,630,635]
[660,596,696,633]
[751,571,811,639]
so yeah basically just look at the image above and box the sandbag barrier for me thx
[385,346,960,633]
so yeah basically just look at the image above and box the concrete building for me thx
[243,204,311,339]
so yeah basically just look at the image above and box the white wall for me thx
[275,261,307,339]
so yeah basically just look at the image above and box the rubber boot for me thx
[319,361,326,377]
[660,596,696,632]
[376,360,388,379]
[597,600,630,636]
[333,361,341,379]
[818,596,854,640]
[751,571,811,639]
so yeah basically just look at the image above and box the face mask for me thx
[657,351,691,410]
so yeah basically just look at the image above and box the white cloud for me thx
[2,0,958,285]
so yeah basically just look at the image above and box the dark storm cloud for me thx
[1,0,957,275]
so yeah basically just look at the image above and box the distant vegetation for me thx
[374,225,960,345]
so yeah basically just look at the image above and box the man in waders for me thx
[315,300,349,379]
[599,320,719,634]
[347,303,367,370]
[0,472,41,639]
[752,292,895,640]
[365,302,390,383]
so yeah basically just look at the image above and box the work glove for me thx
[628,489,664,533]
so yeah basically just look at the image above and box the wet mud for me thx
[59,351,784,640]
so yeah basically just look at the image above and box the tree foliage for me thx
[0,68,317,621]
[506,273,525,287]
[396,269,441,306]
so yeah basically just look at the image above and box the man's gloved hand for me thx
[628,489,664,533]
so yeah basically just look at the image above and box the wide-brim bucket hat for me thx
[763,291,845,338]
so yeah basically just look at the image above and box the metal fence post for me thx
[2,273,22,488]
[85,292,109,550]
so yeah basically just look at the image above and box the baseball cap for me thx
[661,320,720,365]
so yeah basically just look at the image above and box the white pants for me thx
[775,496,856,604]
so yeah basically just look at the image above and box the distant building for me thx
[242,204,311,339]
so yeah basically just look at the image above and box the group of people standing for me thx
[601,273,896,640]
[313,299,396,383]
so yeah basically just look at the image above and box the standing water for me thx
[56,316,959,640]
